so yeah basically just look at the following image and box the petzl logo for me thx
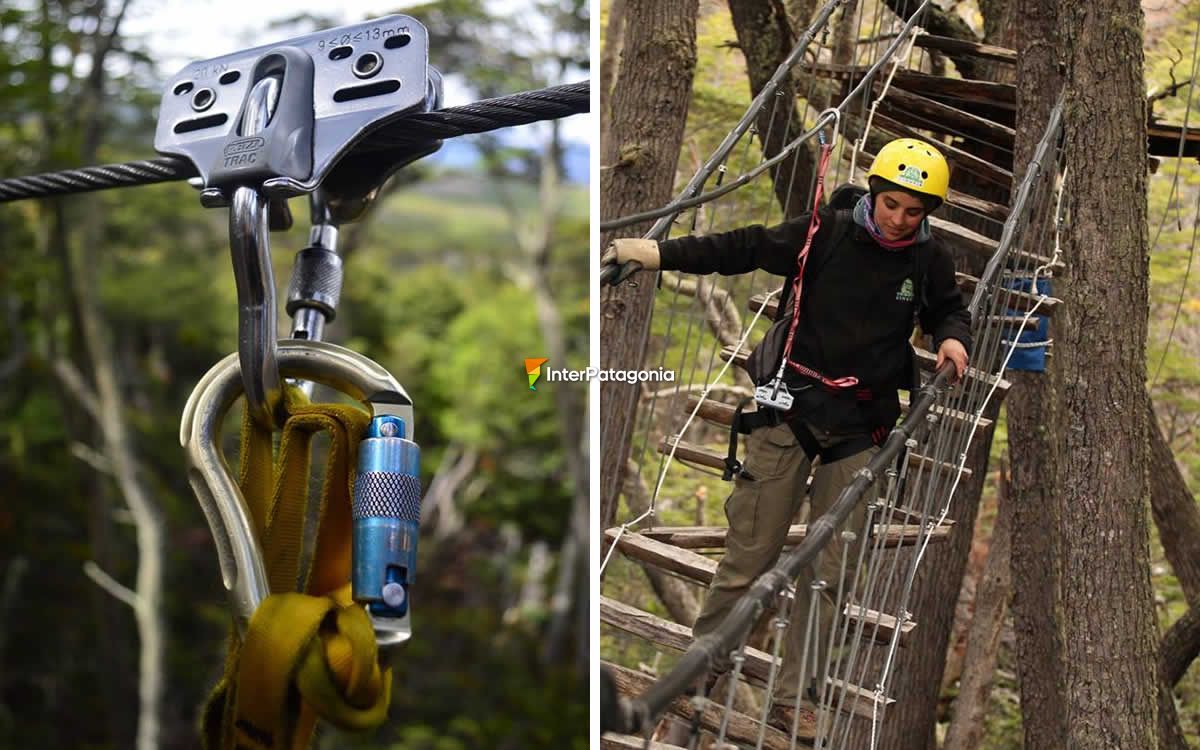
[525,358,549,390]
[224,137,264,155]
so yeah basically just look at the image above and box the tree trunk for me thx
[599,0,699,531]
[942,459,1013,750]
[1008,0,1068,746]
[599,0,626,148]
[1053,0,1160,745]
[727,0,818,220]
[979,0,1017,83]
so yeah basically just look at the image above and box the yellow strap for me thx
[202,394,391,749]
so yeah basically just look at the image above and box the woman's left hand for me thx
[936,338,969,384]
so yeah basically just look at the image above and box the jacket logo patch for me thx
[897,278,914,302]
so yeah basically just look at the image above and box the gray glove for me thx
[601,238,661,270]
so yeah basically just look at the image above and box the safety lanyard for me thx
[201,394,392,750]
[777,136,861,391]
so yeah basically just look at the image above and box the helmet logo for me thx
[897,164,925,188]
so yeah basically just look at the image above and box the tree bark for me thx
[1007,0,1068,746]
[599,0,699,531]
[1053,0,1160,745]
[942,459,1013,750]
[727,0,817,220]
[599,0,626,148]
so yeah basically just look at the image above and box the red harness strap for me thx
[779,140,860,391]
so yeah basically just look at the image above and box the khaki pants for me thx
[692,421,879,707]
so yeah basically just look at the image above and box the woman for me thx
[603,138,971,733]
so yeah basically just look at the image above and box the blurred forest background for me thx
[600,0,1200,747]
[0,1,590,748]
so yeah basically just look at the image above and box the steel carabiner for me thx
[181,338,417,651]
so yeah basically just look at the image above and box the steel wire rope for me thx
[0,81,590,202]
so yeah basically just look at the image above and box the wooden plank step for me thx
[827,678,896,719]
[602,735,687,750]
[604,661,808,749]
[955,271,1062,316]
[605,528,718,585]
[658,436,972,480]
[717,343,1010,396]
[877,501,953,529]
[684,394,991,431]
[898,393,992,431]
[810,62,1015,109]
[744,294,1037,330]
[844,603,917,648]
[603,625,893,729]
[929,216,1061,270]
[878,85,1015,149]
[909,346,1012,393]
[602,595,914,685]
[638,520,952,550]
[913,34,1016,65]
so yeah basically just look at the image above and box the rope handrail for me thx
[0,81,590,203]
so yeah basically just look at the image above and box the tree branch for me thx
[52,357,102,422]
[83,560,139,610]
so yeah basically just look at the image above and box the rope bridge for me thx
[600,0,1066,746]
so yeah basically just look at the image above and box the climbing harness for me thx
[165,17,439,748]
[721,112,883,478]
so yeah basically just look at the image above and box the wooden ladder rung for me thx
[604,528,717,585]
[637,520,951,550]
[659,436,971,480]
[825,678,896,719]
[956,271,1062,316]
[843,603,917,648]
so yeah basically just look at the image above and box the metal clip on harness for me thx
[181,340,417,651]
[163,16,444,650]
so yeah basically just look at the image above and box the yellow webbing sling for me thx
[202,395,392,749]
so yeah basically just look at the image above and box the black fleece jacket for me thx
[657,211,973,432]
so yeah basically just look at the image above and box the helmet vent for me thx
[921,171,928,178]
[898,163,906,171]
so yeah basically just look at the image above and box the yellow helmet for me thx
[867,138,950,208]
